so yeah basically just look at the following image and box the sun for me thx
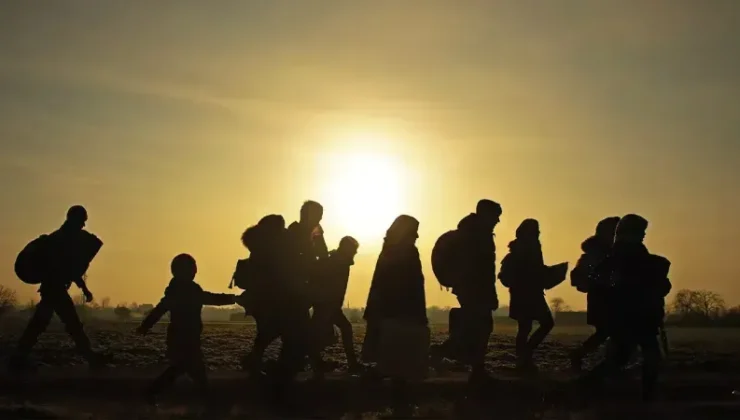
[319,151,406,244]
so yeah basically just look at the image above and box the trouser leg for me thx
[148,365,184,396]
[516,320,533,361]
[53,292,95,360]
[334,311,359,368]
[573,327,609,359]
[15,298,55,357]
[527,312,554,354]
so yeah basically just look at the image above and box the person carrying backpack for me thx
[580,214,672,401]
[569,216,620,371]
[233,215,287,376]
[430,199,502,387]
[9,205,107,374]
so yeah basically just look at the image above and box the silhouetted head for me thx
[300,201,324,228]
[258,214,286,231]
[241,225,260,251]
[384,215,419,247]
[515,218,540,241]
[337,236,360,259]
[615,214,648,244]
[65,205,88,230]
[476,199,502,230]
[171,253,197,281]
[595,217,620,243]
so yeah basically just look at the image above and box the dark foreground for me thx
[1,322,740,418]
[1,368,740,419]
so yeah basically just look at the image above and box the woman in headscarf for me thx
[569,216,620,370]
[362,215,428,414]
[499,218,554,371]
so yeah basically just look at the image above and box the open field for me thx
[1,320,740,418]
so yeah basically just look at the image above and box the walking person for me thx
[569,217,621,371]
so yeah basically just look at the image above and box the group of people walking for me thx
[9,199,672,405]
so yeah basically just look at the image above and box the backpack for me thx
[229,258,254,291]
[570,254,593,293]
[497,253,515,288]
[431,230,463,289]
[15,235,51,285]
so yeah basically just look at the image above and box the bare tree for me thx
[0,285,18,317]
[671,289,726,320]
[549,297,570,314]
[101,297,111,309]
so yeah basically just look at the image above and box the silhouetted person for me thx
[431,199,502,386]
[310,236,361,373]
[9,206,106,373]
[236,215,288,375]
[273,200,329,381]
[362,215,427,413]
[499,219,554,372]
[569,217,620,370]
[137,254,237,405]
[581,214,672,401]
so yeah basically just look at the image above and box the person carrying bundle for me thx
[9,205,106,374]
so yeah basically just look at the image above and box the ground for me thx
[1,320,739,419]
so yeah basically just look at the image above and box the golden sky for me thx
[1,1,739,310]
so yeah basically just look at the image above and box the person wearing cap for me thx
[9,205,106,373]
[431,199,502,387]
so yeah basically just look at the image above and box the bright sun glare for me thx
[320,151,406,244]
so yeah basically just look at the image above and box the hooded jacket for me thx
[451,213,498,308]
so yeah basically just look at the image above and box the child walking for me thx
[137,253,239,405]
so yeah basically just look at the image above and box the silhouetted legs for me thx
[570,327,609,370]
[432,300,493,385]
[331,310,360,371]
[583,331,662,401]
[515,314,554,370]
[146,358,208,404]
[11,290,99,372]
[242,314,280,374]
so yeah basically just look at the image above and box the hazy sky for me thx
[1,1,739,310]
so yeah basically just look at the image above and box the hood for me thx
[507,237,541,253]
[581,236,610,254]
[457,213,481,232]
[329,249,355,266]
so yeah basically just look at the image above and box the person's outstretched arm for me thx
[202,291,237,306]
[138,296,170,334]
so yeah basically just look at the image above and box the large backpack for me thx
[431,230,463,289]
[570,254,594,293]
[229,258,255,291]
[15,235,51,285]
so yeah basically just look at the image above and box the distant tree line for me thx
[3,285,740,328]
[666,289,740,327]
